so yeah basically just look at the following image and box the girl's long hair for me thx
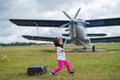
[53,37,63,48]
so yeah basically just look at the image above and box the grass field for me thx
[0,44,120,80]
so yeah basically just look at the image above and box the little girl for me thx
[50,37,74,76]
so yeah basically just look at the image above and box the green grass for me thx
[0,44,120,80]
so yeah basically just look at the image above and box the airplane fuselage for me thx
[69,22,89,45]
[69,22,88,39]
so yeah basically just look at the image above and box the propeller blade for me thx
[60,22,70,28]
[74,8,81,19]
[63,11,72,20]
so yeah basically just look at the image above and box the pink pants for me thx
[53,60,72,73]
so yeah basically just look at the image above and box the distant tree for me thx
[0,42,36,46]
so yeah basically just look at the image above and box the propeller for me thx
[63,11,72,20]
[62,8,81,21]
[60,22,70,28]
[62,8,82,38]
[61,8,89,38]
[74,8,81,19]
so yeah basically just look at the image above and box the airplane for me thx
[9,8,120,50]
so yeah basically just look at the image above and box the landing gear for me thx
[82,45,96,52]
[88,38,96,52]
[83,46,86,50]
[92,45,96,52]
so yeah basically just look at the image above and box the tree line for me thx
[0,42,46,46]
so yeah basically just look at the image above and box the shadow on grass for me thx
[40,50,54,53]
[108,49,120,52]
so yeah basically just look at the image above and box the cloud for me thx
[0,0,120,43]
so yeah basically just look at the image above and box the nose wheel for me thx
[83,46,86,50]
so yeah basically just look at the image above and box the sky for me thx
[0,0,120,43]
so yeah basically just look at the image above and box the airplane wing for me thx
[90,36,120,43]
[22,35,120,44]
[85,18,120,27]
[9,19,69,27]
[22,35,55,41]
[22,35,68,42]
[87,33,107,37]
[10,18,120,27]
